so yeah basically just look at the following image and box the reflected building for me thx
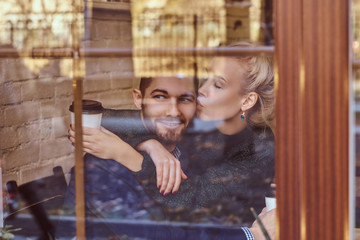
[131,0,273,77]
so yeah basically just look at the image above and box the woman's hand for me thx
[249,208,276,240]
[137,139,187,195]
[68,124,143,171]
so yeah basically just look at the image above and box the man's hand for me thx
[68,125,143,171]
[137,139,187,195]
[68,125,123,159]
[249,208,276,240]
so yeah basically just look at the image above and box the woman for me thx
[134,51,275,225]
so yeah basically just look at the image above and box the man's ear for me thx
[133,89,143,110]
[241,92,258,112]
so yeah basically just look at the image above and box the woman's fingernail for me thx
[67,135,70,139]
[172,191,177,195]
[163,192,168,196]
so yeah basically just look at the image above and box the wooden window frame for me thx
[275,0,351,239]
[0,0,352,238]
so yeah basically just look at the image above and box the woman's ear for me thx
[132,89,143,110]
[241,92,258,112]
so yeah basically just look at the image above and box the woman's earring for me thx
[241,111,245,121]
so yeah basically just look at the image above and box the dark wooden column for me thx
[275,0,350,239]
[274,0,302,239]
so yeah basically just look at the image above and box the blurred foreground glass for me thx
[0,0,84,238]
[0,0,275,239]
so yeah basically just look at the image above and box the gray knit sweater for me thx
[133,124,275,226]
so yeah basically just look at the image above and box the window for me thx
[0,0,352,239]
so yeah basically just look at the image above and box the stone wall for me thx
[0,57,74,184]
[0,3,135,185]
[83,4,136,109]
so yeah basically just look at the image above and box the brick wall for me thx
[83,6,136,110]
[0,57,75,184]
[0,4,135,185]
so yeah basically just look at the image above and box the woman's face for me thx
[197,57,247,121]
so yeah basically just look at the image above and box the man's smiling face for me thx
[135,77,196,145]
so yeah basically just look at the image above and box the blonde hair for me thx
[228,43,275,132]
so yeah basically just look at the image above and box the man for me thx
[63,76,273,240]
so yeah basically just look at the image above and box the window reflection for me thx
[0,0,274,239]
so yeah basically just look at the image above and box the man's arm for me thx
[68,125,144,171]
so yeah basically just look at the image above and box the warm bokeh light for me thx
[0,0,84,76]
[131,0,226,78]
[131,0,271,78]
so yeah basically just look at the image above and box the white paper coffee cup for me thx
[265,197,276,212]
[69,100,103,129]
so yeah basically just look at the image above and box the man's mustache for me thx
[142,117,185,127]
[156,118,183,124]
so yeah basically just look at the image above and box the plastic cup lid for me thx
[69,99,103,114]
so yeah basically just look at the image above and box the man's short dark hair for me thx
[139,77,199,97]
[139,77,153,96]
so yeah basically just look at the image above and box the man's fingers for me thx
[68,128,75,138]
[83,146,93,155]
[68,136,75,144]
[82,126,98,136]
[68,126,95,139]
[82,141,97,152]
[69,125,96,136]
[82,134,100,144]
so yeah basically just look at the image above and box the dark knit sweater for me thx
[133,124,275,226]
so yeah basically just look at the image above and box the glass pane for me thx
[0,0,82,238]
[0,0,275,239]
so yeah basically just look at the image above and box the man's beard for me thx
[141,104,185,145]
[155,127,183,145]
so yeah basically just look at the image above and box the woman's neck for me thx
[216,113,247,135]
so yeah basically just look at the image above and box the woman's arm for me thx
[135,144,274,218]
[68,123,186,192]
[136,139,187,195]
